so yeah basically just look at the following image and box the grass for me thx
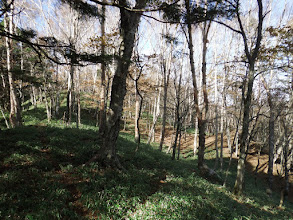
[0,107,293,219]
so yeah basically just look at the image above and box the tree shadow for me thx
[0,126,292,219]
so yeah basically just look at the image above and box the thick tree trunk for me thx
[233,0,263,196]
[234,67,255,196]
[89,0,146,167]
[198,20,211,168]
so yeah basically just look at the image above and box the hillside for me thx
[0,107,293,219]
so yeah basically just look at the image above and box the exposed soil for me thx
[122,118,292,201]
[150,127,293,202]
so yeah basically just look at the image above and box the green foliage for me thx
[161,0,237,24]
[188,0,236,23]
[18,28,37,40]
[0,109,293,219]
[259,26,293,65]
[60,0,101,18]
[162,2,182,23]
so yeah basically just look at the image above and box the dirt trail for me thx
[151,128,293,201]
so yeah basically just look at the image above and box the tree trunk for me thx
[44,86,51,123]
[235,131,239,157]
[30,64,37,108]
[226,119,232,154]
[214,108,219,168]
[234,67,255,196]
[193,117,198,156]
[147,83,161,145]
[66,62,75,124]
[159,62,170,151]
[185,0,201,166]
[88,0,146,168]
[220,95,225,169]
[134,81,140,143]
[233,0,263,196]
[5,2,22,127]
[172,69,182,160]
[198,19,211,168]
[214,64,219,169]
[263,79,275,192]
[177,129,182,160]
[98,1,106,134]
[0,105,10,128]
[134,69,143,148]
[76,70,81,128]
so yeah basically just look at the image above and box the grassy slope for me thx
[0,107,293,219]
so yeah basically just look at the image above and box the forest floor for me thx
[1,109,293,219]
[153,127,293,202]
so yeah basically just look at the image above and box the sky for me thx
[11,0,293,95]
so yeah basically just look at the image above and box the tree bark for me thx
[5,1,22,127]
[147,81,161,145]
[133,68,143,148]
[88,0,147,168]
[0,105,10,128]
[233,0,263,196]
[185,0,201,167]
[76,69,81,128]
[234,67,255,195]
[261,77,275,192]
[193,117,198,156]
[172,70,182,160]
[159,60,170,151]
[98,1,106,134]
[198,18,211,168]
[66,58,75,124]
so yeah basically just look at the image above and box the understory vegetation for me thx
[0,107,292,219]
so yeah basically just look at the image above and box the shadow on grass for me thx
[18,106,98,127]
[0,126,292,219]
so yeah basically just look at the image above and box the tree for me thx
[4,0,22,127]
[181,0,236,168]
[159,47,171,151]
[184,0,202,167]
[232,0,264,196]
[88,0,148,167]
[98,0,106,134]
[258,21,293,194]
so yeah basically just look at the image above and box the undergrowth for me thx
[0,107,292,219]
